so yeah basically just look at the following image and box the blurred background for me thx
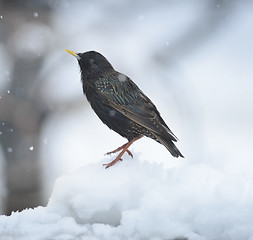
[0,0,252,215]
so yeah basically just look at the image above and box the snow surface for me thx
[1,154,253,240]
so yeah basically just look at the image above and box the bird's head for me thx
[65,50,114,79]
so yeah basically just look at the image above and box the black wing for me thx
[96,71,178,142]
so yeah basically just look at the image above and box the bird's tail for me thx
[156,135,184,158]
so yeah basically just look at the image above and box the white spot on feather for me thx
[109,110,116,117]
[118,73,127,82]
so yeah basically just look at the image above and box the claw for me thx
[126,149,133,158]
[105,142,128,155]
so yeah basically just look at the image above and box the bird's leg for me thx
[106,142,132,156]
[103,136,142,169]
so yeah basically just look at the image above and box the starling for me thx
[65,50,184,168]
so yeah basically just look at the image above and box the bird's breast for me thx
[82,81,96,103]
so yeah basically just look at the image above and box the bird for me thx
[65,49,184,168]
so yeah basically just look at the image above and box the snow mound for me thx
[1,156,253,240]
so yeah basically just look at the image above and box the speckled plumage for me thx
[66,50,184,167]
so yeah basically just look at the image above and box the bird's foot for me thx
[103,157,123,169]
[106,143,133,158]
[103,137,142,169]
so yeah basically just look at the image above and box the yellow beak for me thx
[65,49,81,60]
